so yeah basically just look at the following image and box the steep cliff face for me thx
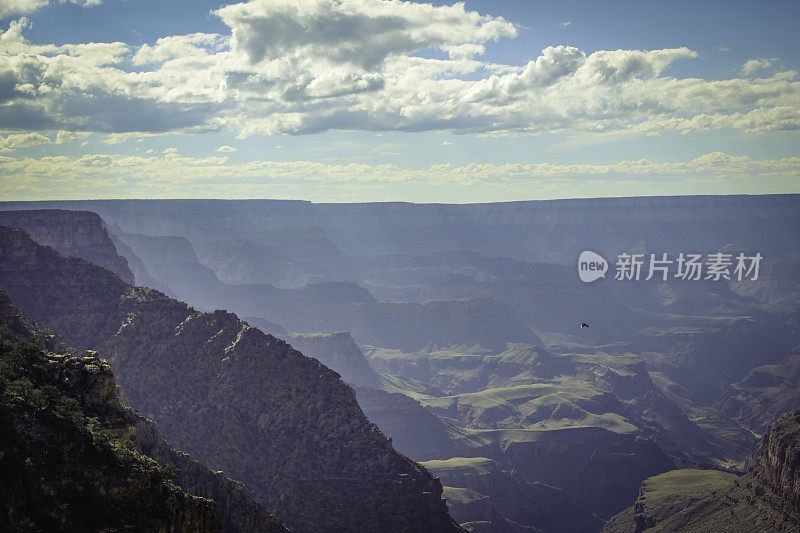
[0,289,286,533]
[753,408,800,520]
[494,428,675,519]
[603,409,800,532]
[132,417,286,533]
[0,226,460,532]
[0,210,135,284]
[0,290,25,338]
[0,300,218,531]
[285,331,381,387]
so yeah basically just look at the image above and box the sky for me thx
[0,0,799,202]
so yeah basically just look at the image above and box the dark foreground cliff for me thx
[603,408,800,532]
[0,290,284,532]
[0,226,460,532]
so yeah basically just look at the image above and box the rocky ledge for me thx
[0,289,286,532]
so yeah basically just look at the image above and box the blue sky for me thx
[1,0,799,202]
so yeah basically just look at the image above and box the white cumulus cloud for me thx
[741,58,776,75]
[1,0,48,18]
[0,150,798,201]
[1,0,103,18]
[0,1,797,138]
[0,131,49,150]
[55,130,91,143]
[214,0,516,68]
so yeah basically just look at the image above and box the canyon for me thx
[1,195,799,531]
[0,223,459,532]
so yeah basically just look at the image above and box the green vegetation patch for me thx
[638,468,738,522]
[420,457,501,477]
[0,338,216,532]
[440,486,489,506]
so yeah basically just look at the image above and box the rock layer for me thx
[0,209,135,284]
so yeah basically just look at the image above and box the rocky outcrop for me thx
[0,209,135,284]
[0,289,285,532]
[285,331,381,387]
[0,309,208,532]
[715,345,800,435]
[752,408,800,520]
[0,289,25,338]
[242,316,287,336]
[132,417,286,533]
[0,226,460,532]
[603,409,800,532]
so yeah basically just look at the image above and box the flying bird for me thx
[580,322,589,328]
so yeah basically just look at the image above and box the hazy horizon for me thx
[3,192,799,205]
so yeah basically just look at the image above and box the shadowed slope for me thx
[0,290,285,532]
[0,226,459,532]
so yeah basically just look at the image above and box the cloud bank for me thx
[0,0,798,138]
[0,0,102,18]
[2,149,798,200]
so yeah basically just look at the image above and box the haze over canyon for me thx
[0,196,799,531]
